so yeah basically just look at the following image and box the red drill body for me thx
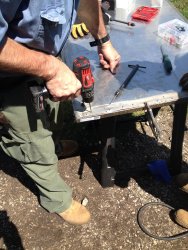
[29,56,94,113]
[73,56,94,106]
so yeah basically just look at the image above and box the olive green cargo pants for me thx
[0,77,72,213]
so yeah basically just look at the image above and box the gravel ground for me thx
[0,106,188,250]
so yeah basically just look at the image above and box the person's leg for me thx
[0,77,90,224]
[174,209,188,229]
[173,173,188,228]
[175,173,188,193]
[0,77,72,213]
[45,99,78,157]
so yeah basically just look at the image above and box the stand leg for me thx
[169,102,187,175]
[98,117,117,187]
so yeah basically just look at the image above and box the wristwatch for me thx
[89,34,110,47]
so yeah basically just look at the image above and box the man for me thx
[174,173,188,228]
[174,73,188,229]
[0,0,120,225]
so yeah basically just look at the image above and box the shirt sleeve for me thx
[0,0,22,47]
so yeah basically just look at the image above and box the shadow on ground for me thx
[74,116,188,210]
[0,210,24,250]
[0,105,188,249]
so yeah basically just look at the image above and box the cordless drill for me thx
[73,56,95,111]
[29,56,94,112]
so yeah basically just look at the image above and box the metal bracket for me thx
[144,102,161,140]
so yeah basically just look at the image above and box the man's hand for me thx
[71,23,89,39]
[44,56,82,102]
[0,38,81,102]
[77,0,121,73]
[179,73,188,90]
[98,41,121,74]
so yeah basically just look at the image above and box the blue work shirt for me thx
[0,0,79,56]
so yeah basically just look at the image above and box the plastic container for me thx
[158,19,188,48]
[115,0,136,20]
[151,0,163,8]
[132,6,159,22]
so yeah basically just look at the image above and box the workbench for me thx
[63,0,188,187]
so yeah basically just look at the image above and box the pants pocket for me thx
[1,131,57,165]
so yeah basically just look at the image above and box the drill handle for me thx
[29,85,49,113]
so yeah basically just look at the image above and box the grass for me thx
[170,0,188,18]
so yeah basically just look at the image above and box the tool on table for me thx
[160,45,173,74]
[111,17,135,26]
[109,64,146,104]
[144,102,161,140]
[73,56,95,111]
[29,57,94,113]
[131,6,159,22]
[102,8,135,26]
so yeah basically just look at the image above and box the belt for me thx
[0,76,38,90]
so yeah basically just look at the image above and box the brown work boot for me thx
[175,173,188,193]
[59,200,91,225]
[174,209,188,229]
[56,140,78,158]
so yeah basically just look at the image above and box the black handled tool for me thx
[109,64,146,104]
[160,45,172,74]
[29,83,49,113]
[102,8,135,27]
[110,18,135,26]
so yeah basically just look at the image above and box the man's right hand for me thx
[44,56,82,102]
[0,38,81,101]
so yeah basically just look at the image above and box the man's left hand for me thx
[98,41,121,74]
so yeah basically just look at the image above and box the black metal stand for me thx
[169,102,188,175]
[88,102,187,187]
[98,117,117,187]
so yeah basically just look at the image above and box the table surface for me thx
[63,0,188,123]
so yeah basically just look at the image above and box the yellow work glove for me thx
[71,23,89,39]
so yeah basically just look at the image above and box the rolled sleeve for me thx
[0,0,22,47]
[0,11,8,47]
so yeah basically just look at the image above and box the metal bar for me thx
[145,102,161,140]
[169,102,187,175]
[110,64,146,104]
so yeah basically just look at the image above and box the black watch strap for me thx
[89,34,110,47]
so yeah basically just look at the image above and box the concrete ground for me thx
[0,106,188,250]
